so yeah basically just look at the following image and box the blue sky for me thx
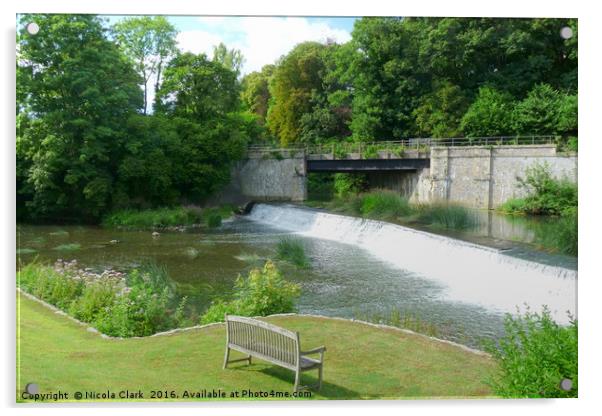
[104,15,356,75]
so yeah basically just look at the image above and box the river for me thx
[16,204,577,348]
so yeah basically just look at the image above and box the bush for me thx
[70,280,117,323]
[18,263,84,310]
[102,207,202,229]
[358,190,413,219]
[201,260,301,324]
[417,204,478,230]
[334,173,367,198]
[484,308,577,398]
[498,198,529,215]
[276,237,310,268]
[18,260,188,338]
[500,163,577,216]
[206,212,222,228]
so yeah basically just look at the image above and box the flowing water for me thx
[16,204,577,348]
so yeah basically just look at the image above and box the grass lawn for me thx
[17,292,497,402]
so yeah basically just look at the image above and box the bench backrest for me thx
[225,315,299,369]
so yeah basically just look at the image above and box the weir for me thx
[247,204,577,324]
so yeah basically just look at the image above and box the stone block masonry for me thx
[219,149,307,203]
[219,144,576,209]
[395,145,577,209]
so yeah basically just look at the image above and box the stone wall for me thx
[218,149,307,203]
[369,145,577,209]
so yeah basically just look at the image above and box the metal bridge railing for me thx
[248,135,560,158]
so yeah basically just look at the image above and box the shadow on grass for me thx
[227,362,361,399]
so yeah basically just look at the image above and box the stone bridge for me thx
[216,138,577,209]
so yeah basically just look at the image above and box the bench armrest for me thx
[301,346,326,355]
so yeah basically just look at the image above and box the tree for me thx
[413,81,469,138]
[112,16,178,114]
[267,42,328,146]
[461,87,516,137]
[212,42,245,77]
[156,53,240,121]
[155,52,247,202]
[241,65,274,124]
[17,14,143,221]
[512,83,577,136]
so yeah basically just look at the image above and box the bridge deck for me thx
[306,158,430,172]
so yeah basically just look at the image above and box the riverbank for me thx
[17,291,496,401]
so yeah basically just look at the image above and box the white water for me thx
[247,204,577,324]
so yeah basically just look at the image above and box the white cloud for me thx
[176,30,225,57]
[176,17,351,75]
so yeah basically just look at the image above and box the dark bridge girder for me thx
[306,158,430,172]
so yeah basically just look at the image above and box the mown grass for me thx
[276,237,310,269]
[17,292,496,401]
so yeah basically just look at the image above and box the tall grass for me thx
[356,190,413,219]
[276,237,310,269]
[532,209,578,256]
[416,204,478,230]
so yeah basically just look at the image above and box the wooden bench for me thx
[223,315,326,392]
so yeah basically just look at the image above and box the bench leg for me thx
[318,365,323,390]
[223,347,230,369]
[248,355,252,365]
[294,370,301,393]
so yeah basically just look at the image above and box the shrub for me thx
[334,173,367,198]
[102,207,202,229]
[276,237,310,268]
[18,260,188,338]
[417,204,478,230]
[363,144,379,159]
[484,308,577,398]
[18,263,84,310]
[500,163,577,216]
[70,280,118,322]
[358,190,413,219]
[307,172,334,201]
[498,198,529,215]
[201,260,300,324]
[206,212,222,228]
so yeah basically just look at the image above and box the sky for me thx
[105,15,357,75]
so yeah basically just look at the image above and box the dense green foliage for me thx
[112,16,178,114]
[102,207,202,229]
[17,15,254,223]
[201,261,301,324]
[17,15,143,222]
[17,15,578,224]
[240,17,577,148]
[484,308,577,398]
[499,163,577,216]
[276,237,310,269]
[18,261,190,337]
